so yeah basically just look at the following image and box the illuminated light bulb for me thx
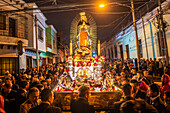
[99,4,105,7]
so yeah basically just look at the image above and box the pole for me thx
[142,17,149,60]
[18,54,20,75]
[98,40,101,56]
[35,15,39,73]
[131,0,140,69]
[158,0,169,66]
[70,40,73,55]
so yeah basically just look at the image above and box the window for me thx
[114,45,117,58]
[53,40,56,48]
[119,45,124,60]
[0,58,18,76]
[38,26,43,41]
[9,18,16,37]
[0,14,6,30]
[125,44,130,59]
[138,39,143,58]
[111,47,114,58]
[108,48,110,59]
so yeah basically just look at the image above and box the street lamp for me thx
[100,0,140,69]
[99,4,105,8]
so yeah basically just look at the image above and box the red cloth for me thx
[0,95,5,113]
[139,81,148,92]
[161,74,170,99]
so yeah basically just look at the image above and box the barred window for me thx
[38,26,43,41]
[0,14,6,30]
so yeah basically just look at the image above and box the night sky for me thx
[23,0,158,45]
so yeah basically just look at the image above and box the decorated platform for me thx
[53,12,122,111]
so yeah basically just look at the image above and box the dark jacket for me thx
[165,101,170,113]
[71,97,95,113]
[16,89,28,112]
[20,99,41,113]
[135,89,146,100]
[113,96,158,113]
[147,96,165,113]
[29,102,50,113]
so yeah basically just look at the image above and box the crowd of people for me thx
[0,58,169,113]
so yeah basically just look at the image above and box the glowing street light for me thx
[99,4,105,7]
[99,0,140,69]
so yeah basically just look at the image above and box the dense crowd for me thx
[0,58,169,113]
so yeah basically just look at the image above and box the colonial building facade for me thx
[101,0,170,63]
[0,1,60,75]
[0,0,29,75]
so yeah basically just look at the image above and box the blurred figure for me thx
[158,59,164,77]
[160,74,170,99]
[121,78,129,86]
[29,89,57,113]
[130,79,146,100]
[147,83,165,113]
[143,70,153,85]
[71,85,95,113]
[114,84,157,113]
[0,95,5,113]
[45,106,62,113]
[120,100,141,113]
[164,91,170,113]
[41,80,48,89]
[16,80,29,113]
[35,84,44,93]
[164,66,170,75]
[114,76,122,87]
[20,87,41,113]
[120,71,127,79]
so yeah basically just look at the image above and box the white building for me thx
[25,3,47,69]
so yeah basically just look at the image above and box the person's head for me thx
[20,80,29,90]
[121,78,129,86]
[46,77,52,86]
[116,76,121,82]
[124,63,127,66]
[78,85,90,100]
[12,70,15,74]
[143,70,149,77]
[120,100,141,113]
[147,83,160,98]
[55,71,59,76]
[3,84,12,93]
[38,72,43,77]
[161,74,170,86]
[22,74,28,80]
[121,72,126,78]
[35,84,44,92]
[5,77,12,85]
[122,84,132,97]
[41,89,54,104]
[164,91,170,102]
[130,79,139,93]
[154,58,156,61]
[137,70,143,78]
[41,80,48,89]
[102,68,105,73]
[45,106,62,113]
[12,84,19,91]
[28,87,39,103]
